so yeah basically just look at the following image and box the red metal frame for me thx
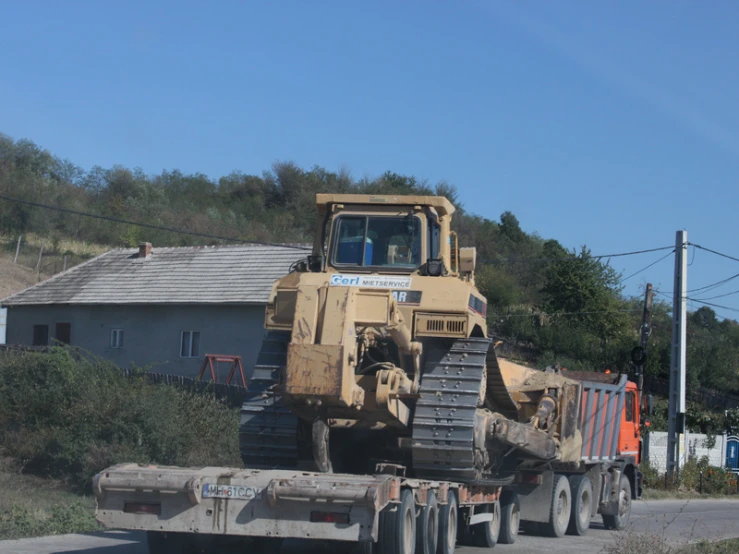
[197,354,247,387]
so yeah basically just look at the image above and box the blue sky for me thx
[1,1,738,317]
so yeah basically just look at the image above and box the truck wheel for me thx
[437,490,458,554]
[416,490,438,554]
[602,474,632,531]
[146,531,190,554]
[499,491,520,544]
[379,488,416,554]
[470,501,501,547]
[541,474,571,538]
[567,475,592,536]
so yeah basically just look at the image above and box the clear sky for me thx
[1,1,738,317]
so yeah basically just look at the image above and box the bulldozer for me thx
[240,194,584,483]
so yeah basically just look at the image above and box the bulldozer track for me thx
[239,331,299,469]
[411,337,491,482]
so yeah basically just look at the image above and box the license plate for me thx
[202,484,262,500]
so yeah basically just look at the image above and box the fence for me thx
[119,368,248,408]
[647,431,728,474]
[1,234,100,280]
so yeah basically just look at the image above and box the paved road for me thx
[2,499,739,554]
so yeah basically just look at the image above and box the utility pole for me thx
[636,283,653,463]
[667,230,688,475]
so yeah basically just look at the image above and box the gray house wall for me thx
[5,304,267,379]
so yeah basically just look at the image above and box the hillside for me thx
[0,255,41,299]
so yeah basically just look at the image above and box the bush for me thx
[0,348,241,492]
[0,502,98,540]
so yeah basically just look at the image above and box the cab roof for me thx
[316,194,455,217]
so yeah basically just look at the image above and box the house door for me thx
[728,437,739,473]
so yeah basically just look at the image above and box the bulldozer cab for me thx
[312,194,459,278]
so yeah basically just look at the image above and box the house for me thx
[0,242,308,378]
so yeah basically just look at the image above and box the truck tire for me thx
[470,502,500,547]
[437,490,458,554]
[566,475,592,536]
[602,474,632,531]
[499,491,520,544]
[378,488,416,554]
[416,490,438,554]
[541,474,571,538]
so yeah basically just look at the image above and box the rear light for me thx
[310,511,350,524]
[124,502,161,515]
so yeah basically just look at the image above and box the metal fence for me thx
[118,368,248,408]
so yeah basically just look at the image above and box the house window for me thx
[55,322,71,345]
[110,329,124,349]
[180,330,200,358]
[33,324,49,346]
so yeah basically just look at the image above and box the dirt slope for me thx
[0,256,41,300]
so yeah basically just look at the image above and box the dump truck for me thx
[93,194,643,553]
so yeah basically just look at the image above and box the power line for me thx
[620,250,675,283]
[478,245,674,265]
[689,243,739,264]
[491,309,642,318]
[0,194,311,251]
[686,297,739,314]
[696,289,739,301]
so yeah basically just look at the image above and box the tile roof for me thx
[0,244,310,306]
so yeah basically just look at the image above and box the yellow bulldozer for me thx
[240,193,583,483]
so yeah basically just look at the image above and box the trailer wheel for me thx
[499,491,520,544]
[416,490,438,554]
[146,531,190,554]
[437,489,458,554]
[541,474,571,538]
[566,475,592,536]
[378,488,416,554]
[470,501,501,547]
[602,474,632,531]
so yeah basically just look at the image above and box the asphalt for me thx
[1,499,738,554]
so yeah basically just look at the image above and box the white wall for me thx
[647,431,727,473]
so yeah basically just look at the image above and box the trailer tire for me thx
[416,490,438,554]
[146,531,191,554]
[437,489,458,554]
[602,474,632,531]
[379,488,416,554]
[566,475,592,536]
[541,474,571,538]
[470,501,500,547]
[499,491,520,544]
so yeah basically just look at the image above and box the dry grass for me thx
[0,255,42,298]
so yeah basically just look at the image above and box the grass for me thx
[0,457,99,540]
[641,488,739,501]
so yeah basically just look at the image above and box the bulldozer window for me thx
[333,215,421,269]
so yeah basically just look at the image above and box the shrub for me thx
[0,348,241,492]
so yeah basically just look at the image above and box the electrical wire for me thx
[0,194,311,250]
[689,243,739,264]
[478,245,674,265]
[696,289,739,301]
[686,297,739,314]
[491,309,642,318]
[619,250,675,283]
